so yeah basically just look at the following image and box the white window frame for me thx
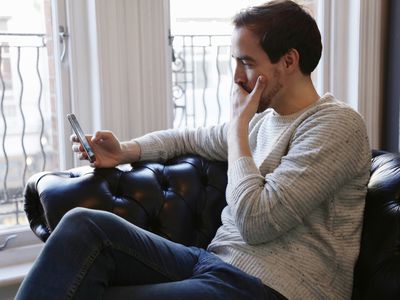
[0,0,69,291]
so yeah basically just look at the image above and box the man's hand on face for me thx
[227,76,266,163]
[230,75,266,125]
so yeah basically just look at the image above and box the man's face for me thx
[231,26,283,113]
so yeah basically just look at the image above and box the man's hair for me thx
[233,0,322,75]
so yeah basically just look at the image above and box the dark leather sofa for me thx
[23,151,400,299]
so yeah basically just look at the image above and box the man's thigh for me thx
[104,251,271,300]
[63,208,202,285]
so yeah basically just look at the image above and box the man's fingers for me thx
[92,130,111,143]
[78,152,87,160]
[72,144,81,153]
[70,134,78,142]
[70,133,93,143]
[232,83,247,98]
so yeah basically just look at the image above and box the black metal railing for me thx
[172,34,233,128]
[0,33,56,227]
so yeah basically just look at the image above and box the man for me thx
[16,1,370,299]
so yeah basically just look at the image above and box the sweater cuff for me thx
[133,135,163,161]
[228,156,260,183]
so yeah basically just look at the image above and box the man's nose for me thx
[234,66,247,85]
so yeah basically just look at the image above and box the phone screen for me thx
[67,113,96,163]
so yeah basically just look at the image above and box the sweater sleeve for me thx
[226,107,371,245]
[134,123,228,162]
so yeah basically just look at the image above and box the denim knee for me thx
[64,206,95,217]
[61,207,96,225]
[52,207,99,239]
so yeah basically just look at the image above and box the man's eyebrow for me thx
[231,55,256,62]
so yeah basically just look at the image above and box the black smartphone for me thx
[67,113,96,163]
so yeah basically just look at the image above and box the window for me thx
[0,0,60,229]
[170,0,318,128]
[0,0,65,292]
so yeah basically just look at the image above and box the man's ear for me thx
[282,48,300,73]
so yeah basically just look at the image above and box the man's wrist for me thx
[120,141,141,164]
[228,118,249,139]
[227,119,251,164]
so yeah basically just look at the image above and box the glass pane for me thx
[0,0,59,228]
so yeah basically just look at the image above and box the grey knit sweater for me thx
[135,93,371,299]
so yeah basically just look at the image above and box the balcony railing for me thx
[0,33,58,228]
[172,34,233,128]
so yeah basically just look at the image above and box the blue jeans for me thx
[16,208,286,300]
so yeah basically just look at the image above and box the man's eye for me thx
[241,60,252,67]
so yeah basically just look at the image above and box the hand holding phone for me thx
[67,113,96,163]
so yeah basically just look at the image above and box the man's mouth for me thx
[240,83,251,94]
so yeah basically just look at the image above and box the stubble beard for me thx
[257,81,283,113]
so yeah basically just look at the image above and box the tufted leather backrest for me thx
[24,155,228,248]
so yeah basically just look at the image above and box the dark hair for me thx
[233,0,322,75]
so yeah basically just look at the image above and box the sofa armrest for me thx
[352,152,400,300]
[23,155,228,249]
